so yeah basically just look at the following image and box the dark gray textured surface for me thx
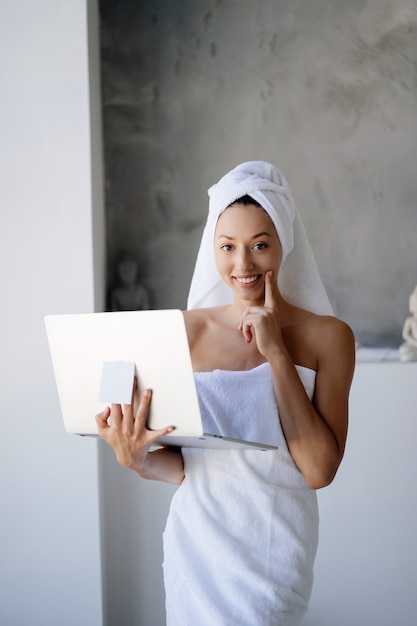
[99,0,417,345]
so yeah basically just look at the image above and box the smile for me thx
[234,275,261,284]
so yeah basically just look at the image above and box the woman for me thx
[97,161,355,625]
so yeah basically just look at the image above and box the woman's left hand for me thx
[237,271,284,359]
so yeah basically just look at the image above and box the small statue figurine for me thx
[399,285,417,361]
[111,253,149,312]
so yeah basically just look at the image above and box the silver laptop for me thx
[45,309,277,450]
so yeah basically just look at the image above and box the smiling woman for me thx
[97,161,355,625]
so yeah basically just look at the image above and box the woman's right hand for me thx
[95,386,176,475]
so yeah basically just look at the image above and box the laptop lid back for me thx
[45,309,203,438]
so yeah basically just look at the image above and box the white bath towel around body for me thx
[163,363,318,626]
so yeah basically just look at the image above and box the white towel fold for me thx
[195,362,316,447]
[195,363,283,445]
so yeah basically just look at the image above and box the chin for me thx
[234,287,265,304]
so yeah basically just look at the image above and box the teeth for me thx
[236,275,259,284]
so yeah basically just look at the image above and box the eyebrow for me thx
[216,231,273,240]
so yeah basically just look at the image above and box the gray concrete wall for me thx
[100,0,417,347]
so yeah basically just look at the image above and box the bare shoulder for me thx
[285,305,355,369]
[182,308,205,344]
[182,307,223,347]
[311,315,355,349]
[307,314,356,380]
[308,314,355,348]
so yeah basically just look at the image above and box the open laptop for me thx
[45,309,277,450]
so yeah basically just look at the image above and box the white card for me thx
[98,361,135,404]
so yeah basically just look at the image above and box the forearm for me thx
[269,350,343,489]
[135,447,185,485]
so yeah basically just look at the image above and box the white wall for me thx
[305,362,417,626]
[0,2,104,624]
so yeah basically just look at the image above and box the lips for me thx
[234,274,262,285]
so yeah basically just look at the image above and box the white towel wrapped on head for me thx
[187,160,333,316]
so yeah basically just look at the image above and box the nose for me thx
[236,246,254,271]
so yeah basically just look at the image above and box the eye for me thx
[253,242,268,250]
[220,243,233,251]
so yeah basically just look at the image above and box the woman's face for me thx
[214,203,282,304]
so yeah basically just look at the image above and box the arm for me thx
[96,388,185,486]
[266,319,355,489]
[238,272,355,490]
